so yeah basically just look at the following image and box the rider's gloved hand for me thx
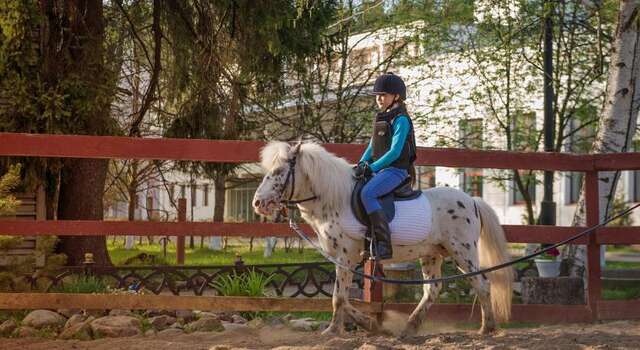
[353,162,372,178]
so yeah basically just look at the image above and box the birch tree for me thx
[564,0,640,280]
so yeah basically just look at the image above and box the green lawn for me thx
[107,240,325,266]
[604,261,640,269]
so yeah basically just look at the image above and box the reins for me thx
[286,201,640,285]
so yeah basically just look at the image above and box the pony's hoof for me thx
[321,324,344,336]
[398,327,418,340]
[478,325,497,335]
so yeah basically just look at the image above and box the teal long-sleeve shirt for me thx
[359,115,410,173]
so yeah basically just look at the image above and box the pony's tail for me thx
[473,197,513,323]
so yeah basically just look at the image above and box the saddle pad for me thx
[339,193,433,245]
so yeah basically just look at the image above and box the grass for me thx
[604,261,640,269]
[602,286,640,300]
[52,275,110,294]
[108,240,325,266]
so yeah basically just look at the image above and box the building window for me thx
[459,118,483,197]
[225,181,260,223]
[512,171,536,205]
[414,166,436,190]
[511,110,538,151]
[169,184,175,201]
[567,172,582,204]
[180,185,186,199]
[463,169,484,197]
[191,185,197,207]
[203,184,209,207]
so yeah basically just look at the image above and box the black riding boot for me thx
[369,209,392,260]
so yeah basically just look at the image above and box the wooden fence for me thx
[1,132,639,324]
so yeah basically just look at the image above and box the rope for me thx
[288,202,640,285]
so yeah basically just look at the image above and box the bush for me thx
[213,269,273,297]
[52,275,110,294]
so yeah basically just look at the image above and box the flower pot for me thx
[534,259,561,278]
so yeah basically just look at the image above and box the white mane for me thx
[260,141,353,210]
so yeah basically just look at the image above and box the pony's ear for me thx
[290,140,302,157]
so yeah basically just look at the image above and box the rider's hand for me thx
[353,162,371,178]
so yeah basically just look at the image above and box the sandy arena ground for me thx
[1,316,639,350]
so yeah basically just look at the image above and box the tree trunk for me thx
[57,158,112,266]
[41,0,114,266]
[564,1,640,281]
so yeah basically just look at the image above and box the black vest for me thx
[370,105,417,171]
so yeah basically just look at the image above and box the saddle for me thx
[351,175,422,226]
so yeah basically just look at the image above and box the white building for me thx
[105,20,640,238]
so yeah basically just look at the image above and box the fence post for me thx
[363,260,383,319]
[177,198,186,265]
[585,170,601,321]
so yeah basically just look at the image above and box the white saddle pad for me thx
[339,193,432,245]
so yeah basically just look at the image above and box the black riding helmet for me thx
[372,72,406,100]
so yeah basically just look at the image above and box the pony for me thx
[252,141,513,337]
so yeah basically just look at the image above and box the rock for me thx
[57,309,81,318]
[109,309,133,317]
[90,316,142,338]
[64,314,88,329]
[247,318,265,329]
[521,277,584,304]
[175,309,196,323]
[0,319,18,336]
[84,309,107,318]
[148,315,177,331]
[59,318,93,341]
[16,326,38,337]
[169,322,184,329]
[231,314,247,324]
[209,346,232,350]
[289,318,316,331]
[22,310,67,329]
[157,328,184,336]
[222,322,249,332]
[144,309,175,318]
[197,312,220,320]
[144,329,156,337]
[185,317,224,333]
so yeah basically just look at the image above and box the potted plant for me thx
[534,247,561,278]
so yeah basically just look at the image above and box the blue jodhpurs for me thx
[360,167,408,214]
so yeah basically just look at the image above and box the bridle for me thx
[279,153,318,206]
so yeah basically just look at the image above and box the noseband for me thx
[280,155,318,206]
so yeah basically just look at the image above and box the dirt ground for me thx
[2,316,639,350]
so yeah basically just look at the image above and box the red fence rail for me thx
[1,132,640,323]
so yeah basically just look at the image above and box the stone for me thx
[222,322,249,332]
[84,309,108,318]
[0,319,18,336]
[109,309,133,317]
[185,317,224,333]
[169,322,184,329]
[144,309,175,318]
[59,319,93,341]
[175,309,197,323]
[197,312,220,319]
[247,318,265,329]
[521,277,584,304]
[16,326,38,337]
[57,309,81,318]
[144,329,156,337]
[289,318,316,331]
[157,328,184,336]
[231,314,248,324]
[148,315,177,331]
[22,310,67,329]
[64,314,88,329]
[90,316,142,338]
